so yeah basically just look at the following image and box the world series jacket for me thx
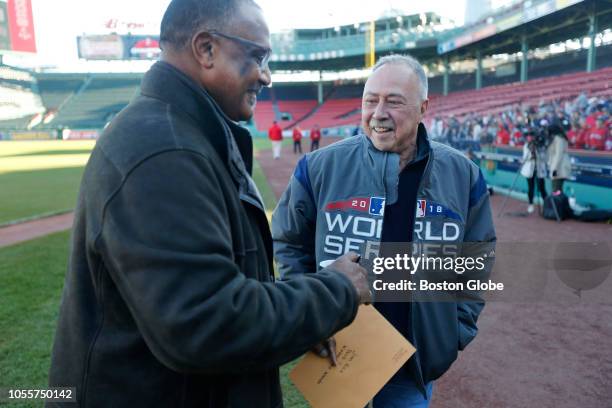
[272,125,496,393]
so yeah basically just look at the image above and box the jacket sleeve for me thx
[457,167,496,350]
[97,150,359,374]
[520,145,532,177]
[548,137,561,173]
[521,144,529,162]
[271,156,318,278]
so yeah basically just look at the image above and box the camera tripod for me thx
[497,158,561,222]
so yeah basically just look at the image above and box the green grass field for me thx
[0,138,289,225]
[0,231,69,408]
[0,141,94,225]
[0,139,307,407]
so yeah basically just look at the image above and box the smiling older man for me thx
[273,54,496,407]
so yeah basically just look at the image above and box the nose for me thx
[259,65,272,87]
[372,100,388,120]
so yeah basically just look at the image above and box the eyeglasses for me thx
[208,30,272,72]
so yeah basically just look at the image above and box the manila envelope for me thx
[289,305,415,408]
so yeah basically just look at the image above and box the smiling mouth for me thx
[372,126,394,133]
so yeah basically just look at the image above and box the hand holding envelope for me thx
[311,252,373,368]
[290,306,416,408]
[312,337,338,366]
[326,252,373,304]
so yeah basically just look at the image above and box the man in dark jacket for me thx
[47,1,371,407]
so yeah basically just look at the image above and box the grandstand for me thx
[35,73,88,111]
[0,0,610,141]
[0,65,45,130]
[45,75,141,129]
[249,58,612,133]
[426,66,612,119]
[0,72,141,132]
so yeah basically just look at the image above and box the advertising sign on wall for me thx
[77,34,161,60]
[127,36,160,59]
[77,34,125,60]
[10,131,53,140]
[0,0,36,53]
[7,0,35,52]
[61,129,100,140]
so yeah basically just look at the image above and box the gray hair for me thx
[373,54,428,101]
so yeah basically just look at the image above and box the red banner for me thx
[7,0,36,53]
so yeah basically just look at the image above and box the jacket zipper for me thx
[377,148,434,395]
[408,149,433,395]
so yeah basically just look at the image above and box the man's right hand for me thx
[329,252,372,304]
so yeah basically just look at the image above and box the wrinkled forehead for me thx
[363,64,421,101]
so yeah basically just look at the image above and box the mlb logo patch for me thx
[416,200,427,218]
[369,197,385,216]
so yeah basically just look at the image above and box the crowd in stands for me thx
[427,93,612,152]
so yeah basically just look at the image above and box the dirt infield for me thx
[0,212,74,248]
[257,141,612,408]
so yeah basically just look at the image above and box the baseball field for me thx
[0,139,308,408]
[2,139,611,408]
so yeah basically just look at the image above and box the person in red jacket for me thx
[587,118,606,151]
[496,124,510,145]
[268,120,283,159]
[567,122,585,149]
[310,124,321,151]
[292,126,303,154]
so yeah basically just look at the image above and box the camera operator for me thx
[547,123,572,193]
[520,128,548,213]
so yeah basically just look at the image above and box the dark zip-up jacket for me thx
[47,61,359,407]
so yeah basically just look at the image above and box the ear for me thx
[420,99,429,115]
[191,30,215,69]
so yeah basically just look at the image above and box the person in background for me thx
[605,125,612,152]
[310,123,321,151]
[511,125,524,146]
[587,118,606,151]
[496,123,510,145]
[472,119,483,142]
[292,125,303,154]
[567,121,585,149]
[520,131,548,214]
[268,120,283,159]
[547,124,572,193]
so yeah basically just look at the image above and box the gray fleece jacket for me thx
[272,124,496,391]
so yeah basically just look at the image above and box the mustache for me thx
[369,120,394,129]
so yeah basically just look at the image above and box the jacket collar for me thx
[360,122,431,160]
[359,123,431,205]
[140,61,254,173]
[412,123,432,164]
[140,61,264,211]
